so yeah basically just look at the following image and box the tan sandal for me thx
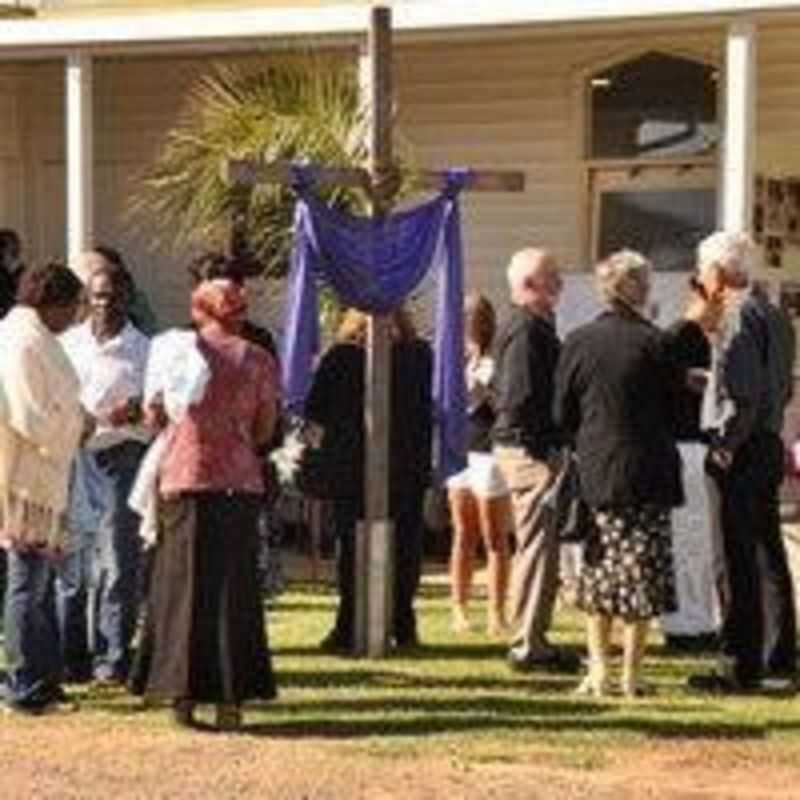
[573,674,611,698]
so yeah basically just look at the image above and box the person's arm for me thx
[493,320,532,419]
[304,346,341,426]
[552,335,581,443]
[253,352,279,448]
[716,325,763,459]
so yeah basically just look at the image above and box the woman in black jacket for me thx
[305,307,433,652]
[554,250,683,697]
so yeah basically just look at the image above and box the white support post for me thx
[66,51,94,266]
[722,20,757,233]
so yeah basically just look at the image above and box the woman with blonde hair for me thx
[306,306,433,651]
[554,250,683,696]
[447,292,511,636]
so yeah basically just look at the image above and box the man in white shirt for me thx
[59,265,150,684]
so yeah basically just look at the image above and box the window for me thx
[583,51,719,269]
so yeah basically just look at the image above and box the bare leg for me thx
[478,494,511,636]
[575,613,612,696]
[448,488,480,633]
[622,619,651,697]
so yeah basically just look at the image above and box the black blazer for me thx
[553,309,683,510]
[304,339,433,504]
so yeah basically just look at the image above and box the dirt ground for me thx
[2,714,800,799]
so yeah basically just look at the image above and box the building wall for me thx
[0,21,799,329]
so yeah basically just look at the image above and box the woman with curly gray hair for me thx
[554,250,683,697]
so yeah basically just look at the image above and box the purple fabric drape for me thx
[281,166,468,481]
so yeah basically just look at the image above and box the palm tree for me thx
[129,53,378,279]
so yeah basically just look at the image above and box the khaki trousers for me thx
[494,445,561,660]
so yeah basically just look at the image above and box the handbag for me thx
[546,449,593,544]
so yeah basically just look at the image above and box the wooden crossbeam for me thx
[223,158,525,195]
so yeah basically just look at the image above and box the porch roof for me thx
[0,0,798,57]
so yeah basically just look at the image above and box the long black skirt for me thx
[130,492,277,704]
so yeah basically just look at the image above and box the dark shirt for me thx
[0,267,18,320]
[553,309,683,509]
[663,319,710,443]
[304,339,433,503]
[242,319,278,361]
[491,306,562,457]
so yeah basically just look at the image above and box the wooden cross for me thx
[225,5,523,658]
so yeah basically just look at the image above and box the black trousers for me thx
[709,431,797,683]
[331,488,426,647]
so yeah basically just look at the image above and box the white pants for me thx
[661,443,719,636]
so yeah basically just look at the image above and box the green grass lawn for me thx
[5,576,800,773]
[261,582,800,766]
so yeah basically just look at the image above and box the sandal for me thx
[573,674,611,698]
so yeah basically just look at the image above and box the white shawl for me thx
[0,306,84,551]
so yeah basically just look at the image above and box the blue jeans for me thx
[3,550,62,709]
[54,451,104,680]
[91,441,146,680]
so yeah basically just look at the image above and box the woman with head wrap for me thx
[553,250,683,697]
[130,277,279,730]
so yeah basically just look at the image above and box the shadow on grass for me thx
[274,642,509,662]
[237,712,770,741]
[277,667,574,693]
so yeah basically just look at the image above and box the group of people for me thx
[0,225,796,734]
[0,244,279,729]
[447,234,796,697]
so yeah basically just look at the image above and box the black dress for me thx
[554,309,683,620]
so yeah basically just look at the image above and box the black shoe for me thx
[508,649,581,674]
[391,634,421,653]
[686,671,760,694]
[319,631,352,654]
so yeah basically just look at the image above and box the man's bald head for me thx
[506,248,562,314]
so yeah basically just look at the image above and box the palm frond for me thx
[127,52,386,279]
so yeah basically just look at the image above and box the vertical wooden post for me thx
[722,20,757,233]
[66,50,94,266]
[355,5,394,657]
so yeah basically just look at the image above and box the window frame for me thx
[573,45,722,266]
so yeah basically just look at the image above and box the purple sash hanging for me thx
[281,166,468,481]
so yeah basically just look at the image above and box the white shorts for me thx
[446,451,509,499]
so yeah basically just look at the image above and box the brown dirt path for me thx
[2,715,800,799]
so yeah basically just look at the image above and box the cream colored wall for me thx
[3,22,800,328]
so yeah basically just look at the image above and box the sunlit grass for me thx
[4,569,800,771]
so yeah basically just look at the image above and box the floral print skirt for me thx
[576,505,677,621]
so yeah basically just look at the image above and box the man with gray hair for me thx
[688,231,797,693]
[492,248,579,673]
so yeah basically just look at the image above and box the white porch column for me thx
[66,51,94,266]
[722,20,757,233]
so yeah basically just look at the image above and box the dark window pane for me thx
[597,188,717,271]
[591,52,718,159]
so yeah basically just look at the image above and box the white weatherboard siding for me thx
[0,22,799,324]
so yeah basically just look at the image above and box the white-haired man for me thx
[688,231,797,693]
[492,248,579,673]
